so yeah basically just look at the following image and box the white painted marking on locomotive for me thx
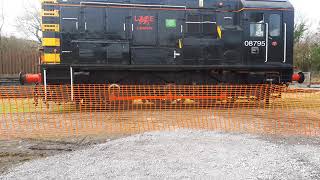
[199,0,204,7]
[186,21,216,24]
[44,69,47,102]
[283,23,287,63]
[180,25,183,33]
[76,22,78,30]
[62,18,78,20]
[224,17,233,20]
[70,67,74,102]
[174,50,181,59]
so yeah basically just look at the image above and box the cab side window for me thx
[269,14,281,37]
[250,13,264,37]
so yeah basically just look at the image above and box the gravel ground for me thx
[1,130,320,180]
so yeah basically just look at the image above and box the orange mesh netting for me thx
[0,84,319,139]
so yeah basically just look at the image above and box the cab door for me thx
[243,11,285,65]
[243,12,267,65]
[265,12,284,63]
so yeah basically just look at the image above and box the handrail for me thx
[265,23,269,63]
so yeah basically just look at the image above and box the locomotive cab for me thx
[240,0,294,83]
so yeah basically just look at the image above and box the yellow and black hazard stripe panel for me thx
[43,47,60,54]
[217,26,222,39]
[42,4,59,11]
[41,0,59,12]
[41,0,61,64]
[42,53,61,64]
[41,0,58,4]
[42,16,60,24]
[41,9,59,17]
[178,39,183,49]
[42,46,61,63]
[42,31,60,38]
[42,38,60,47]
[42,24,60,32]
[42,16,60,25]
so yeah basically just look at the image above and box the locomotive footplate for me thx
[38,64,294,85]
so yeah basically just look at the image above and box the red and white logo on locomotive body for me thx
[134,16,155,31]
[134,16,155,25]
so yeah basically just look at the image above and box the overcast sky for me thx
[0,0,319,38]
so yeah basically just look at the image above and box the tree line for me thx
[0,0,39,75]
[294,19,320,73]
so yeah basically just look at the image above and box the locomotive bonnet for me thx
[21,0,305,85]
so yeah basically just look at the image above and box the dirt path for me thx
[0,134,127,175]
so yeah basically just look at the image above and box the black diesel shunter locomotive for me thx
[21,0,304,85]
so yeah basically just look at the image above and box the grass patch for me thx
[0,98,77,113]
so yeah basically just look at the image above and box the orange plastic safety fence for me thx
[0,84,319,139]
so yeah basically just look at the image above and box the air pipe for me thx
[292,72,305,84]
[19,72,42,85]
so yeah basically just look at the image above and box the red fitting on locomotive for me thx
[19,72,42,85]
[292,72,305,84]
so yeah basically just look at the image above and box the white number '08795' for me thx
[244,41,266,47]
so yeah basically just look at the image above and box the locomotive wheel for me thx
[75,97,111,112]
[255,84,273,108]
[74,85,111,112]
[265,85,271,107]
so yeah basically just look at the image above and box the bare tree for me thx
[15,0,41,44]
[0,1,5,64]
[293,16,320,72]
[0,1,5,40]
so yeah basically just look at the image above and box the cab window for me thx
[269,14,281,37]
[250,13,264,37]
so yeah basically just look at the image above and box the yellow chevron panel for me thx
[43,53,60,64]
[42,10,59,17]
[217,26,222,39]
[178,39,183,49]
[42,24,60,32]
[42,38,60,47]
